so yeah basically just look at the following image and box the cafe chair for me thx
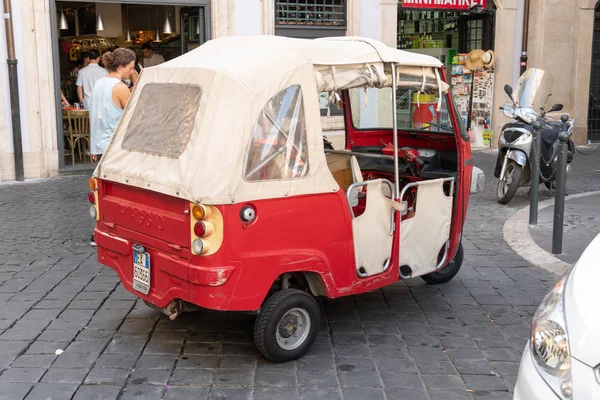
[65,109,91,166]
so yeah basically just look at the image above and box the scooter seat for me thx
[540,124,562,145]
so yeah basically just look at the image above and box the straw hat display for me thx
[466,49,495,70]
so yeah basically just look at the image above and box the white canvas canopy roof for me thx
[95,35,449,205]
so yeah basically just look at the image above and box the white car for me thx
[514,233,600,399]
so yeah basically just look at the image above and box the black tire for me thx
[253,289,320,363]
[496,160,523,204]
[421,243,464,285]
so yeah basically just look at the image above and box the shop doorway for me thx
[587,4,600,142]
[51,0,210,169]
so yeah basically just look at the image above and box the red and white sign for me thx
[401,0,487,10]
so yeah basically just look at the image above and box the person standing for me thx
[76,49,107,109]
[71,51,91,77]
[141,43,165,68]
[88,48,136,246]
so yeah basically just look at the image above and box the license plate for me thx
[132,246,150,295]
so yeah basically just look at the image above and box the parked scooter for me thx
[494,69,575,204]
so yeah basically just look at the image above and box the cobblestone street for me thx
[0,150,598,400]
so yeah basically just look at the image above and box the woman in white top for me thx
[89,48,136,162]
[88,48,135,246]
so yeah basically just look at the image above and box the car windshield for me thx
[349,87,454,134]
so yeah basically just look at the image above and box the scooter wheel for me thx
[421,244,463,285]
[496,160,522,204]
[254,289,320,363]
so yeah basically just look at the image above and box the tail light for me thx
[88,178,99,221]
[189,203,223,256]
[193,221,206,237]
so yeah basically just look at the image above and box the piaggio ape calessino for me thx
[88,36,478,363]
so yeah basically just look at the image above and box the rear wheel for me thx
[497,160,522,204]
[254,289,320,363]
[421,243,463,285]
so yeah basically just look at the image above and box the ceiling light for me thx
[96,13,105,31]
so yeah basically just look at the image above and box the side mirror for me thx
[549,104,564,113]
[504,84,515,104]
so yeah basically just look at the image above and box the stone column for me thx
[570,0,597,144]
[492,0,520,146]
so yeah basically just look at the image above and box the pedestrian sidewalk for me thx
[529,192,600,265]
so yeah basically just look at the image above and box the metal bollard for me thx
[529,121,542,225]
[551,115,571,255]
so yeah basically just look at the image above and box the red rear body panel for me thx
[95,182,400,311]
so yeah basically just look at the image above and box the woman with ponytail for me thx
[88,48,135,246]
[89,48,136,162]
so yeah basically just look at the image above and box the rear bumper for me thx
[95,229,238,310]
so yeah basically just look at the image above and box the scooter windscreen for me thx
[514,68,554,110]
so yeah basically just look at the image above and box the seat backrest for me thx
[67,110,90,137]
[326,153,363,190]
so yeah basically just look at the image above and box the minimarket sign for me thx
[401,0,487,10]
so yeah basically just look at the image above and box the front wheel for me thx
[497,160,523,204]
[421,243,463,285]
[254,289,320,363]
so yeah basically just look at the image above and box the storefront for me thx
[52,0,210,168]
[397,0,497,148]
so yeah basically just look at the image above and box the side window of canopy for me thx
[244,85,309,181]
[121,83,202,158]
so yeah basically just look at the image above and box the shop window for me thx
[121,83,202,158]
[244,86,309,181]
[276,0,346,27]
[349,85,454,135]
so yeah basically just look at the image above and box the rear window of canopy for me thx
[122,83,202,158]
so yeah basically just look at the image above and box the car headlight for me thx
[520,107,539,124]
[530,271,573,399]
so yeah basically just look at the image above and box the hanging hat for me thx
[466,49,485,71]
[482,50,495,69]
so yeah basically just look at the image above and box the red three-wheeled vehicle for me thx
[88,35,478,362]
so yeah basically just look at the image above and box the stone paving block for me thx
[451,359,495,375]
[94,353,138,369]
[25,341,69,355]
[428,390,474,400]
[0,367,46,383]
[213,369,255,387]
[462,374,509,391]
[254,386,298,400]
[40,367,89,384]
[183,342,221,356]
[379,371,424,389]
[373,357,418,374]
[421,374,467,391]
[163,386,209,400]
[11,355,56,368]
[72,384,122,400]
[84,366,129,385]
[298,386,342,400]
[121,384,164,400]
[296,369,338,387]
[384,388,431,399]
[407,345,448,361]
[0,329,42,341]
[66,339,110,353]
[342,387,386,400]
[483,348,521,362]
[296,356,334,371]
[177,355,220,369]
[254,369,296,387]
[128,368,171,385]
[104,333,148,354]
[169,368,213,386]
[135,354,178,370]
[35,329,79,342]
[0,382,32,400]
[24,383,78,400]
[208,388,253,400]
[143,340,183,355]
[51,352,99,368]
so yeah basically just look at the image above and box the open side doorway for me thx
[50,0,211,171]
